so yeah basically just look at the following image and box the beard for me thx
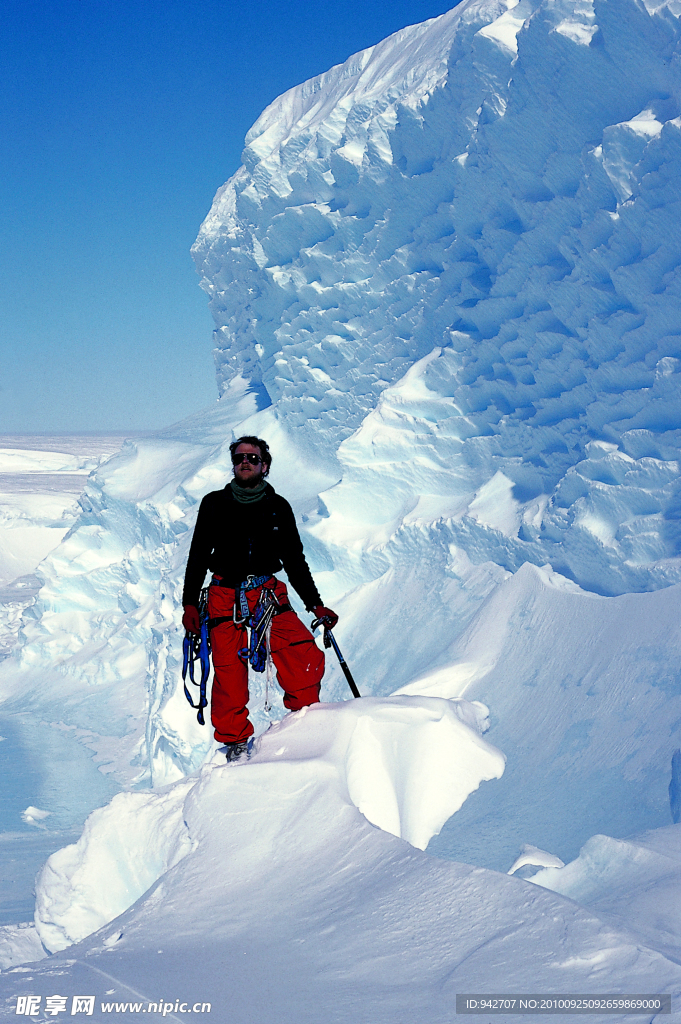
[235,471,264,488]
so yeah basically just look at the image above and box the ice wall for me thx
[194,0,681,597]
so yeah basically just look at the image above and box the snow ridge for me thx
[33,696,503,952]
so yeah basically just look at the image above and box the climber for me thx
[182,435,338,761]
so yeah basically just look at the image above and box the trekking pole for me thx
[311,618,361,699]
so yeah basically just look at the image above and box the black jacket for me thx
[182,482,322,611]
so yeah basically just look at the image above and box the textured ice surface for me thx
[671,749,681,822]
[194,0,681,599]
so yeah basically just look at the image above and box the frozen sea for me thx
[0,436,132,926]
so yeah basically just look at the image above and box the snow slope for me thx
[411,561,681,866]
[3,702,679,1023]
[1,0,681,1013]
[0,436,132,657]
[534,823,681,965]
[33,697,504,952]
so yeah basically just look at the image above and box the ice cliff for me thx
[194,0,681,598]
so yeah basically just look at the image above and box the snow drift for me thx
[410,561,681,868]
[533,823,681,965]
[9,701,681,1024]
[33,696,503,952]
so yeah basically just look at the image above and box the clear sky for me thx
[1,0,456,433]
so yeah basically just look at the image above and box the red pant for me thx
[207,578,325,743]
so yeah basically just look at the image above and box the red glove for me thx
[313,605,338,628]
[182,605,200,634]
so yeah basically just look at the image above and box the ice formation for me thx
[8,722,680,1022]
[670,748,681,823]
[194,0,681,598]
[507,843,565,877]
[0,436,128,657]
[533,824,681,964]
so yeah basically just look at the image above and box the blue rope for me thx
[237,587,280,673]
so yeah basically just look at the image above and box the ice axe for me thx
[311,617,361,699]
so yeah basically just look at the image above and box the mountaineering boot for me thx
[224,740,248,762]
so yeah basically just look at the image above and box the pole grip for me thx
[311,619,361,699]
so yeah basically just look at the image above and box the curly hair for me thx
[229,435,272,475]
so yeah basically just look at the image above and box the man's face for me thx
[233,442,265,487]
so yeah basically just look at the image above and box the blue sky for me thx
[1,0,455,433]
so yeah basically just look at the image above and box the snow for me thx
[508,843,565,877]
[423,561,681,869]
[0,451,90,476]
[0,926,44,972]
[2,0,681,1014]
[532,825,681,964]
[477,0,528,54]
[8,708,681,1022]
[0,435,132,652]
[20,809,50,828]
[33,696,503,954]
[34,781,196,953]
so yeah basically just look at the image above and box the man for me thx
[182,435,338,760]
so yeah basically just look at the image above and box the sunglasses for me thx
[232,452,262,466]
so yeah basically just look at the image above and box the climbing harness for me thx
[236,579,291,712]
[183,576,293,722]
[182,587,210,725]
[311,617,361,699]
[238,582,282,667]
